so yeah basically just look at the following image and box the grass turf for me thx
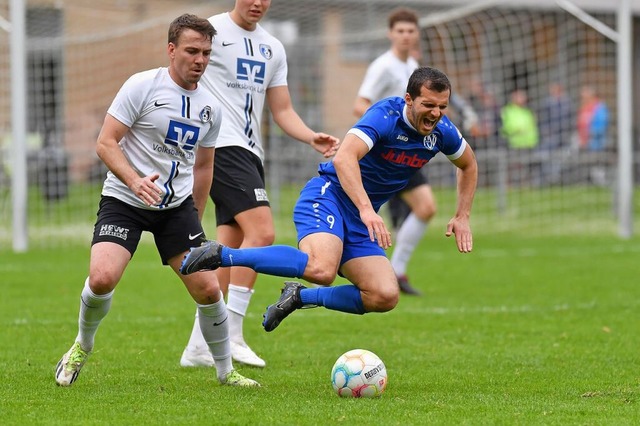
[1,233,639,425]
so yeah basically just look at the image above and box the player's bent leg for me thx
[175,262,260,385]
[341,256,399,312]
[219,213,271,367]
[298,233,343,285]
[89,242,131,294]
[56,243,127,386]
[179,225,244,368]
[391,184,436,296]
[233,205,276,249]
[174,255,222,369]
[402,184,437,222]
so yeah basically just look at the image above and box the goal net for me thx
[0,0,630,249]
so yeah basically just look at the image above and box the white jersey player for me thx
[54,14,259,388]
[180,0,339,369]
[199,11,287,161]
[356,50,419,106]
[102,67,221,209]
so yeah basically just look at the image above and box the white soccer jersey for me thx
[102,67,221,210]
[200,12,288,162]
[357,50,419,103]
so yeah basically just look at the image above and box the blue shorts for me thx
[293,177,385,266]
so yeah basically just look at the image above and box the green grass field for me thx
[1,228,639,424]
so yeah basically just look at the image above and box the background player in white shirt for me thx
[54,14,258,388]
[180,0,340,368]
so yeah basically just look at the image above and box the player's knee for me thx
[304,263,338,286]
[414,204,437,222]
[87,273,118,295]
[370,284,399,312]
[308,270,336,286]
[378,290,399,312]
[244,228,275,247]
[189,276,221,305]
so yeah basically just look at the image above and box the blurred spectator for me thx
[537,82,573,184]
[501,89,539,149]
[501,89,539,185]
[577,85,610,185]
[539,82,573,151]
[468,78,502,149]
[577,85,609,151]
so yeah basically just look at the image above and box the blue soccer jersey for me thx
[294,96,468,265]
[318,96,467,211]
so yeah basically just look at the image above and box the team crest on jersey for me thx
[423,134,437,150]
[259,44,273,60]
[200,106,212,123]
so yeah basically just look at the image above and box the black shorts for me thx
[388,169,430,229]
[91,196,208,264]
[210,146,270,225]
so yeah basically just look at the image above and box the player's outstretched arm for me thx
[446,145,478,253]
[333,133,391,250]
[267,86,340,157]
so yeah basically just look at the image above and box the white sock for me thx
[227,284,254,345]
[390,213,427,276]
[76,277,113,352]
[197,298,233,380]
[185,308,208,351]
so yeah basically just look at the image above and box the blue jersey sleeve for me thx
[437,117,467,160]
[350,98,403,149]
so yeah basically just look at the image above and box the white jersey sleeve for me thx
[102,68,221,210]
[199,12,288,162]
[357,50,418,103]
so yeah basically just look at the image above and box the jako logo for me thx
[381,149,428,168]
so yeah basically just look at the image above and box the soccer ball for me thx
[330,349,387,398]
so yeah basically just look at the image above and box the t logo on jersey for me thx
[165,120,200,151]
[237,59,265,84]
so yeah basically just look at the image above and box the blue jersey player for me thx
[180,66,478,332]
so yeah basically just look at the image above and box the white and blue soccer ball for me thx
[330,349,387,398]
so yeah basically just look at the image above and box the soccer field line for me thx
[6,301,603,327]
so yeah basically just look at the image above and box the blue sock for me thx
[300,285,366,315]
[220,245,308,278]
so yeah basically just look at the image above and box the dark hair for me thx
[168,14,216,45]
[388,7,419,29]
[406,66,452,99]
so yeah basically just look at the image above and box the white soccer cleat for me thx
[55,342,90,387]
[231,341,266,368]
[180,346,215,367]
